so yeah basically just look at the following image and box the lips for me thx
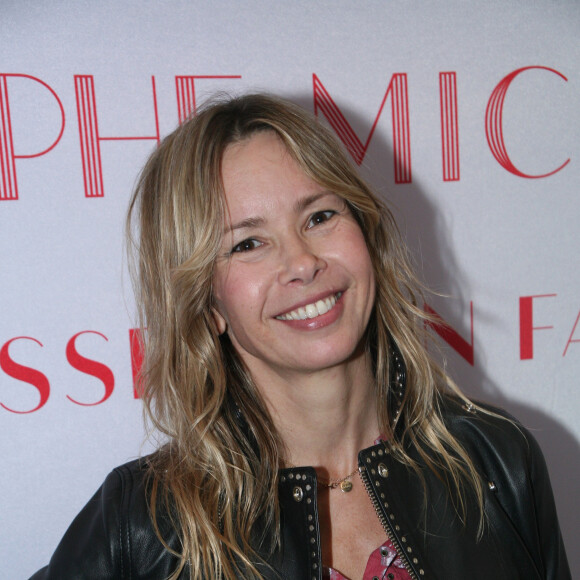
[275,292,342,321]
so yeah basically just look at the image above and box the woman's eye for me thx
[307,210,336,228]
[232,238,261,253]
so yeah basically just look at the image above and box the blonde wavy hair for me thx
[127,93,483,579]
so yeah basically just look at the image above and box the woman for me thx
[32,94,570,579]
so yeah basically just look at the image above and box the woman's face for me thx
[212,131,375,381]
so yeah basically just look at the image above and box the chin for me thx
[291,342,363,372]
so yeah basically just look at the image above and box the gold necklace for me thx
[317,466,359,493]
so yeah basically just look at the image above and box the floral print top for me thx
[323,537,411,580]
[322,436,411,580]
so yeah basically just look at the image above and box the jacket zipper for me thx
[359,464,419,580]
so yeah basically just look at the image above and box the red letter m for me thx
[313,73,411,183]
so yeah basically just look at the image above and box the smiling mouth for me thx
[275,292,342,321]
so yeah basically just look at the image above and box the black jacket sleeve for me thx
[29,460,183,580]
[30,468,125,580]
[447,401,571,580]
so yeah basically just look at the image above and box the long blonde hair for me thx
[127,93,483,579]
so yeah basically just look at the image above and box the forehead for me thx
[220,131,322,219]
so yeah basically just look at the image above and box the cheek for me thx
[344,229,376,310]
[213,266,268,327]
[212,268,233,325]
[340,226,374,276]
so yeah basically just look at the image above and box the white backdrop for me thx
[2,2,579,578]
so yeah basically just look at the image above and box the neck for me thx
[252,352,380,479]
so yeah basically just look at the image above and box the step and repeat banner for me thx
[2,2,578,577]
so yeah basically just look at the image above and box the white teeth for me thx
[276,293,340,321]
[305,304,317,318]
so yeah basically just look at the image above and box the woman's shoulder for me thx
[30,454,182,580]
[439,394,553,499]
[107,455,150,499]
[438,394,571,578]
[441,394,531,442]
[440,395,536,458]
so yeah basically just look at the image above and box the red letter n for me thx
[425,302,474,366]
[74,75,160,198]
[313,74,411,183]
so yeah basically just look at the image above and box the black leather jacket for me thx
[31,398,570,579]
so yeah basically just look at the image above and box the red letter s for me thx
[66,331,115,405]
[0,336,50,413]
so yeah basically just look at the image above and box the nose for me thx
[277,236,326,286]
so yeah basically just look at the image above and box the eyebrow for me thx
[225,216,266,235]
[293,191,332,213]
[224,191,335,235]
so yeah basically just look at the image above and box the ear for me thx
[211,306,227,335]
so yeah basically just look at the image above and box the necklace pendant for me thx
[340,479,353,493]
